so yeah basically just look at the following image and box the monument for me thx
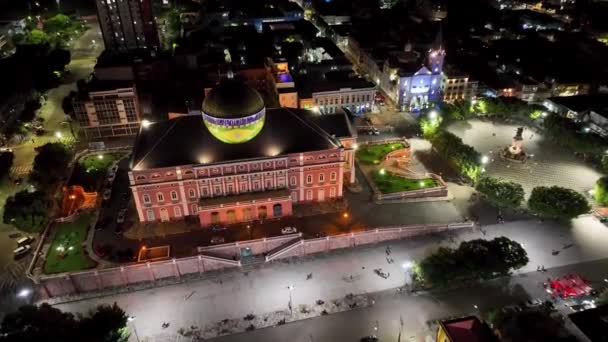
[502,127,527,162]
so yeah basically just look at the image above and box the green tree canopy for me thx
[31,143,73,188]
[28,29,49,44]
[430,130,482,181]
[1,303,129,342]
[476,177,525,208]
[416,237,528,287]
[528,186,590,220]
[44,14,72,33]
[594,176,608,206]
[3,190,48,232]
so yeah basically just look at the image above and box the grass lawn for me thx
[371,171,439,193]
[69,152,122,191]
[43,214,97,274]
[356,142,406,165]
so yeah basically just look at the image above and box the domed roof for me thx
[202,80,265,119]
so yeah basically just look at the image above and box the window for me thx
[306,175,313,184]
[227,184,234,194]
[146,209,155,221]
[330,187,336,198]
[306,190,313,201]
[290,176,297,186]
[170,191,178,201]
[253,181,260,191]
[157,193,164,202]
[189,189,196,199]
[184,170,194,175]
[136,175,146,180]
[240,183,248,192]
[174,206,182,217]
[201,187,209,196]
[190,204,198,214]
[319,173,325,182]
[143,193,151,204]
[214,186,221,195]
[266,180,272,189]
[330,172,337,181]
[151,173,161,179]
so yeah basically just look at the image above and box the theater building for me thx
[129,80,351,226]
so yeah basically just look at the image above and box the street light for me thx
[97,154,104,160]
[141,119,152,128]
[127,316,140,342]
[379,168,386,176]
[55,131,63,139]
[481,155,489,164]
[17,288,31,298]
[428,110,438,120]
[287,285,294,315]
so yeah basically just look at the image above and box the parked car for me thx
[116,209,127,224]
[16,236,34,246]
[13,245,31,258]
[210,236,225,244]
[107,172,116,183]
[210,224,227,232]
[360,336,378,342]
[0,147,13,153]
[281,226,298,235]
[102,188,112,201]
[366,127,380,135]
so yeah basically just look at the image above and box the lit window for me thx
[146,209,155,221]
[189,189,196,198]
[290,176,297,186]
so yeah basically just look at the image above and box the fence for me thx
[34,223,474,299]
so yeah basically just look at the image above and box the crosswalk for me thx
[10,165,32,177]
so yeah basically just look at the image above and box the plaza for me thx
[447,119,603,196]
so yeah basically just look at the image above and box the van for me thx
[13,245,31,257]
[16,236,34,246]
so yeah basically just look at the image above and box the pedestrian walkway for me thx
[9,165,32,177]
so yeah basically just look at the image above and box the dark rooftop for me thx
[569,304,608,342]
[298,109,354,139]
[131,108,341,170]
[547,94,608,114]
[296,71,375,98]
[440,316,498,342]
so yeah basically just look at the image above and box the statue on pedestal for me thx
[502,127,528,163]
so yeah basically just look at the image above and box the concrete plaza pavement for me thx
[447,119,603,196]
[55,215,608,341]
[211,257,608,342]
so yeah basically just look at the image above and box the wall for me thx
[35,223,473,299]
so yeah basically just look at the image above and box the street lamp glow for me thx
[17,288,31,298]
[428,110,438,120]
[481,155,489,164]
[401,261,413,269]
[97,154,104,160]
[379,168,386,176]
[55,131,63,139]
[419,181,425,187]
[141,119,152,128]
[353,143,359,150]
[471,99,478,105]
[343,212,349,218]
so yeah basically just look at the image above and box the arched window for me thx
[157,193,164,202]
[318,173,325,182]
[188,189,196,199]
[330,172,337,181]
[306,175,312,184]
[143,193,151,204]
[146,209,155,221]
[170,191,178,201]
[174,206,182,217]
[136,175,146,180]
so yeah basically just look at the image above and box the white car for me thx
[107,172,116,183]
[0,147,13,153]
[102,188,112,201]
[13,245,31,257]
[281,226,298,235]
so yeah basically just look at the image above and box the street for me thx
[54,215,608,341]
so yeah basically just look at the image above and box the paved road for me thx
[55,216,608,341]
[0,19,103,318]
[211,257,608,342]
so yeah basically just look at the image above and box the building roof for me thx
[302,110,354,139]
[131,108,341,170]
[202,79,265,118]
[547,94,608,114]
[296,71,375,98]
[440,316,498,342]
[569,304,608,342]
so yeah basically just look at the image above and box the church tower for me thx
[428,24,445,103]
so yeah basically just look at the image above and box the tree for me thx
[79,303,129,342]
[3,190,48,232]
[48,48,71,71]
[594,176,608,206]
[0,152,14,179]
[416,237,528,287]
[490,307,577,342]
[62,91,77,116]
[602,155,608,173]
[27,29,49,44]
[419,116,441,138]
[0,303,78,342]
[31,143,73,188]
[1,302,129,342]
[476,177,524,208]
[44,14,72,33]
[430,130,482,181]
[528,186,590,220]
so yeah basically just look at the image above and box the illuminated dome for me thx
[202,80,266,144]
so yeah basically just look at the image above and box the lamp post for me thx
[287,285,294,315]
[128,316,140,342]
